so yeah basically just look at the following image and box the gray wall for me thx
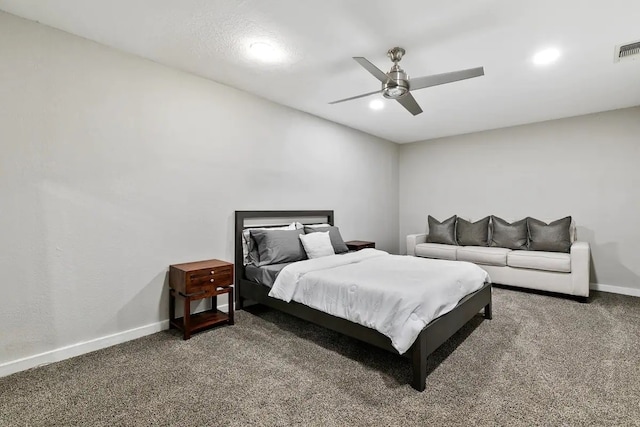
[0,12,399,366]
[399,106,640,292]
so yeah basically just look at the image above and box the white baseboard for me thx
[0,303,230,378]
[0,320,169,378]
[590,282,640,298]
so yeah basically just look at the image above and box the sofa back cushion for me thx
[426,215,457,245]
[490,217,577,242]
[457,216,490,246]
[527,216,572,253]
[490,216,528,250]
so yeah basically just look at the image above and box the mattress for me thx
[245,262,292,288]
[268,249,489,354]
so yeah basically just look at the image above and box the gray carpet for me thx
[1,288,639,426]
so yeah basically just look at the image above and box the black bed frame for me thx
[234,210,492,391]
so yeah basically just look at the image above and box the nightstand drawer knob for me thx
[210,270,215,274]
[210,278,215,282]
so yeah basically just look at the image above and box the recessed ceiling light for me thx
[369,99,384,110]
[248,41,284,63]
[533,48,561,66]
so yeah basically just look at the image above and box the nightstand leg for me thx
[183,295,191,340]
[228,287,235,325]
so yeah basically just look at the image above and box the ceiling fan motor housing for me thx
[382,65,409,99]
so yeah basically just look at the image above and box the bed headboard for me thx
[234,210,334,304]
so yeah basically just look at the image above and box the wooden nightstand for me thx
[169,259,234,340]
[345,240,376,251]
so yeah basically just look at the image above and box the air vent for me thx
[614,40,640,62]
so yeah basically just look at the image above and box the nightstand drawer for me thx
[200,285,233,299]
[188,266,232,279]
[188,266,232,284]
[188,272,233,288]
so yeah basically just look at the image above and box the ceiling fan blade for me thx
[410,67,484,91]
[353,57,389,83]
[329,89,383,105]
[396,93,423,116]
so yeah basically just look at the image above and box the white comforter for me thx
[268,249,490,354]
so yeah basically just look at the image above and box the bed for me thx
[234,210,492,391]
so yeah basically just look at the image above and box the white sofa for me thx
[407,220,590,299]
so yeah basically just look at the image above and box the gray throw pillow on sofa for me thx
[527,216,572,253]
[303,226,349,253]
[250,229,307,266]
[490,216,528,250]
[457,217,490,246]
[426,215,457,245]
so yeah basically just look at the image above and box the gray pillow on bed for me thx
[250,229,307,266]
[527,216,572,253]
[303,226,349,253]
[457,217,490,246]
[426,215,457,245]
[490,216,528,250]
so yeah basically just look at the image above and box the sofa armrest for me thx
[406,233,428,256]
[570,241,591,297]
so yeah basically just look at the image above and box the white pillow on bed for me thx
[299,232,335,259]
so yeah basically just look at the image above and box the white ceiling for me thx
[1,0,639,143]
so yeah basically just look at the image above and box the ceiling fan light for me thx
[383,85,408,99]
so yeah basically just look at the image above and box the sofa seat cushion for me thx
[415,243,457,260]
[457,246,511,266]
[507,250,571,273]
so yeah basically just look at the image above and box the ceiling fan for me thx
[329,47,485,116]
